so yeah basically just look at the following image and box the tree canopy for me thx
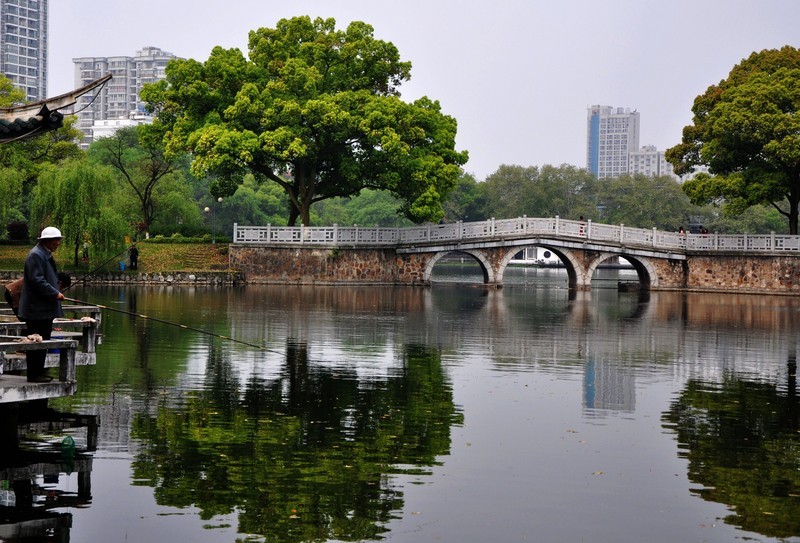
[666,46,800,234]
[142,16,468,226]
[88,125,184,235]
[31,159,129,265]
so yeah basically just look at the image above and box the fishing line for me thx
[64,296,273,352]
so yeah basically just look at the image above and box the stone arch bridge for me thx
[229,217,800,295]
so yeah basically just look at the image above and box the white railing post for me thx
[233,222,238,242]
[587,219,592,239]
[300,224,305,243]
[426,223,431,241]
[333,224,338,243]
[267,224,271,242]
[619,224,624,244]
[771,231,775,250]
[458,220,463,240]
[652,227,658,247]
[491,217,496,236]
[555,215,560,235]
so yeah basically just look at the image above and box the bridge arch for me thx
[423,249,495,284]
[496,245,580,288]
[584,252,658,290]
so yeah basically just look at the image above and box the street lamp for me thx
[204,197,224,244]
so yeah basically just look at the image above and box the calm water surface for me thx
[20,267,800,542]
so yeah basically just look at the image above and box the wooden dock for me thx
[0,305,100,540]
[0,303,101,403]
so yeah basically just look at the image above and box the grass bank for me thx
[0,242,230,274]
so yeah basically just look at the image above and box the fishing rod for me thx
[63,296,271,351]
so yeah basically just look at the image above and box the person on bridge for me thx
[18,226,66,382]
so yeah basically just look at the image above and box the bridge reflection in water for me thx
[8,285,797,543]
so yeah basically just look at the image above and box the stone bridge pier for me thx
[418,245,686,290]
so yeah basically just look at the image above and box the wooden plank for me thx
[0,374,77,402]
[0,317,99,353]
[0,339,78,403]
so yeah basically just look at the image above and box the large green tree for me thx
[88,125,182,235]
[666,46,800,234]
[141,16,468,226]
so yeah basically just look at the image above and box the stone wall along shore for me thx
[0,270,244,286]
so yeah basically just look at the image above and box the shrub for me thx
[6,221,28,241]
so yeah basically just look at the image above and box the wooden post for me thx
[59,342,76,382]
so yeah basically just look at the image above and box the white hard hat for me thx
[38,226,63,240]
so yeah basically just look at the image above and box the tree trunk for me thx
[300,200,311,227]
[288,205,300,226]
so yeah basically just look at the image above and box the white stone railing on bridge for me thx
[232,217,800,252]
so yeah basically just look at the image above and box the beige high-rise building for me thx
[72,46,178,147]
[628,145,678,180]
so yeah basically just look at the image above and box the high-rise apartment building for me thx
[72,46,177,146]
[586,105,640,179]
[0,0,47,102]
[628,145,678,180]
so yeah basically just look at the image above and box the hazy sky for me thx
[48,0,799,180]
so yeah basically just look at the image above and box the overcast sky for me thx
[48,0,800,180]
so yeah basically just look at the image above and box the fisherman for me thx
[18,226,65,382]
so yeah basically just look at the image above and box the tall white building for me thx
[628,145,678,180]
[586,105,640,179]
[0,0,47,102]
[72,46,177,147]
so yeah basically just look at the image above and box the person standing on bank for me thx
[128,244,139,270]
[18,226,65,383]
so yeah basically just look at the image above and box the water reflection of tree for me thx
[663,359,799,539]
[129,341,462,542]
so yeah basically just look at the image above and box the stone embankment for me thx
[0,270,244,286]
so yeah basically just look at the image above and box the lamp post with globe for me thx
[204,197,224,244]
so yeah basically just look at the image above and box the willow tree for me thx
[31,160,129,266]
[141,16,468,226]
[666,46,800,234]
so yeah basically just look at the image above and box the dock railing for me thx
[232,217,800,253]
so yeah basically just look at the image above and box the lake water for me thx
[7,265,800,542]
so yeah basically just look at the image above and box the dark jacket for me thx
[18,243,64,321]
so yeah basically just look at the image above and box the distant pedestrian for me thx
[129,244,139,270]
